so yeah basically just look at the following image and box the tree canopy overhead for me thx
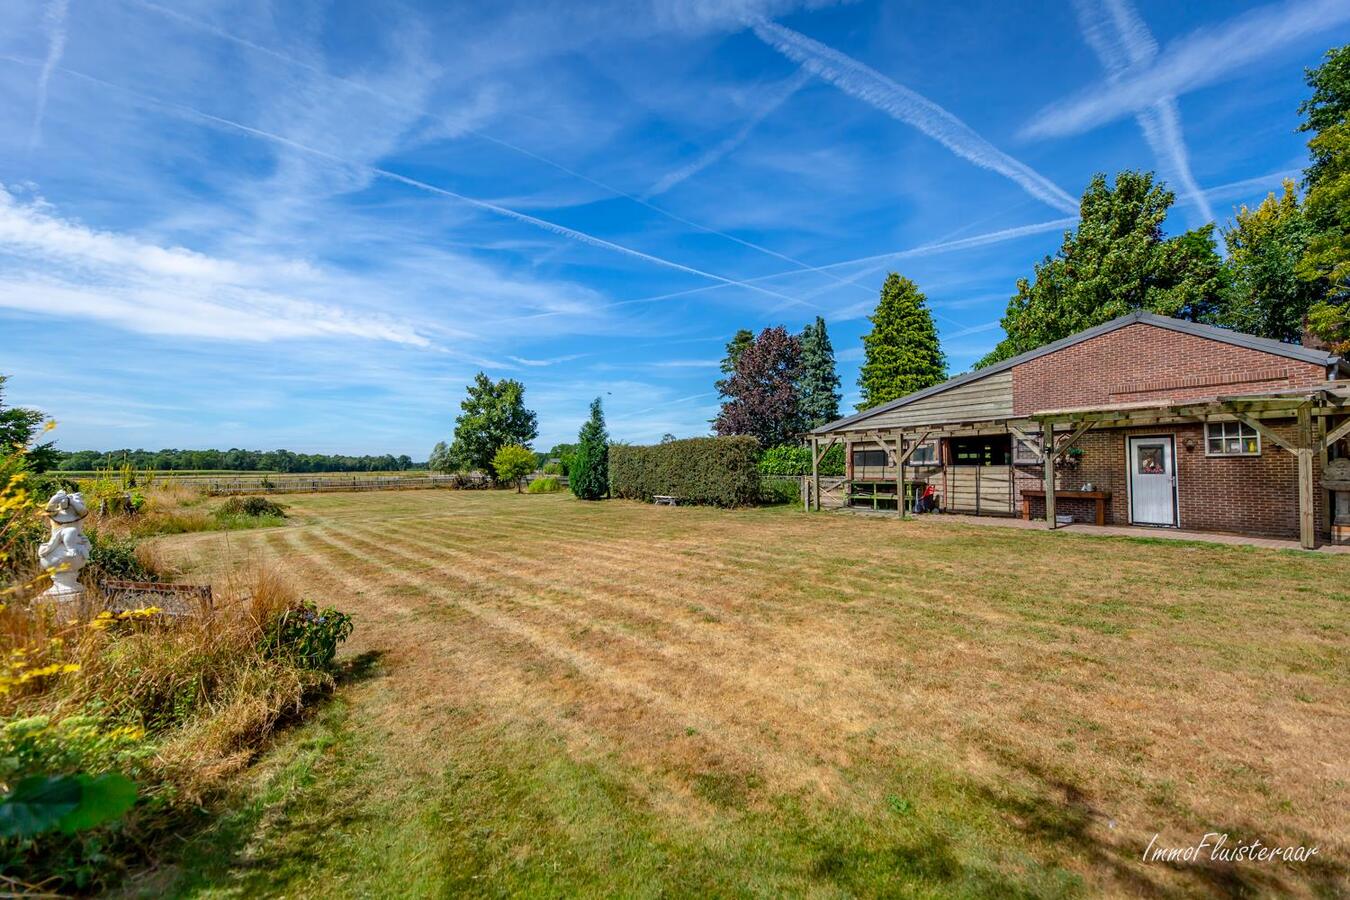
[714,326,803,449]
[797,316,841,430]
[976,171,1226,368]
[446,373,538,474]
[857,274,946,410]
[1219,180,1322,344]
[0,375,56,473]
[1297,44,1350,352]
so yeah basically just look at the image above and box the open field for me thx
[143,491,1348,898]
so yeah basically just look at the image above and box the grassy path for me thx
[139,491,1348,897]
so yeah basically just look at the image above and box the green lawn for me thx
[134,491,1348,898]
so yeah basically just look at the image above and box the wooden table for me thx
[1020,489,1112,526]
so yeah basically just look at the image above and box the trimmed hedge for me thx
[609,437,761,507]
[756,444,845,476]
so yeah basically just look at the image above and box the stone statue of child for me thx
[39,490,92,598]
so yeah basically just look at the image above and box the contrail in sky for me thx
[29,0,70,151]
[751,19,1079,215]
[123,0,877,300]
[1074,0,1214,223]
[1025,0,1350,139]
[643,67,812,199]
[12,58,812,308]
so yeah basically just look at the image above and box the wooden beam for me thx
[1229,411,1299,455]
[1042,420,1056,530]
[1321,415,1350,451]
[896,430,933,465]
[812,435,839,467]
[891,432,904,519]
[1007,423,1043,462]
[1298,403,1316,550]
[1051,422,1093,460]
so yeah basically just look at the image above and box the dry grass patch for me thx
[146,490,1349,898]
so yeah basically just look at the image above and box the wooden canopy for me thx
[806,383,1350,549]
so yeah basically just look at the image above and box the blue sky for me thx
[2,0,1348,456]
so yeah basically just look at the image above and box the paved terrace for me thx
[837,508,1350,554]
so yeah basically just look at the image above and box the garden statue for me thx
[38,490,91,600]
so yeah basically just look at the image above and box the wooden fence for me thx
[205,473,489,495]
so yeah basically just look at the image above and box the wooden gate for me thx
[943,466,1013,515]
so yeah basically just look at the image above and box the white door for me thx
[1128,436,1177,526]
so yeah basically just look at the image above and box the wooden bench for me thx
[1020,489,1112,526]
[653,495,679,506]
[101,580,213,617]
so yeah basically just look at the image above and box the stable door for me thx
[1128,436,1177,526]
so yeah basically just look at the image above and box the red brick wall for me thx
[1011,323,1329,415]
[1017,422,1331,539]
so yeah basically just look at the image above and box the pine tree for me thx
[570,397,610,500]
[857,275,946,410]
[797,316,841,430]
[715,329,755,398]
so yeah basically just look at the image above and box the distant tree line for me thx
[53,448,418,473]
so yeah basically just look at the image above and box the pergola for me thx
[806,382,1350,549]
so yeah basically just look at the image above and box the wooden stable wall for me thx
[848,370,1013,430]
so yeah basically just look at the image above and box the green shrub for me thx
[261,602,354,670]
[609,437,761,507]
[757,443,845,476]
[0,715,153,890]
[526,476,562,494]
[87,530,155,582]
[759,476,801,505]
[215,496,286,519]
[542,461,563,475]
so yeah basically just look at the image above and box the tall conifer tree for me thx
[797,317,841,429]
[857,275,946,410]
[570,397,610,500]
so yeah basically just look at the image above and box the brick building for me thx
[807,312,1350,548]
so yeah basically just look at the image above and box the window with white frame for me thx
[1206,421,1260,456]
[908,441,939,466]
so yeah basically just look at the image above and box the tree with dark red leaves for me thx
[713,326,804,450]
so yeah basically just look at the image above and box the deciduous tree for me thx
[0,375,56,473]
[977,172,1226,367]
[797,316,841,429]
[1220,180,1322,343]
[570,398,610,500]
[491,444,537,493]
[858,274,945,409]
[1297,45,1350,352]
[447,373,538,474]
[714,326,803,449]
[427,441,452,473]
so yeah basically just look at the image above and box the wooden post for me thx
[809,435,819,512]
[1042,421,1056,529]
[895,433,905,519]
[1298,403,1316,550]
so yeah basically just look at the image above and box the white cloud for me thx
[751,19,1079,214]
[1025,0,1350,139]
